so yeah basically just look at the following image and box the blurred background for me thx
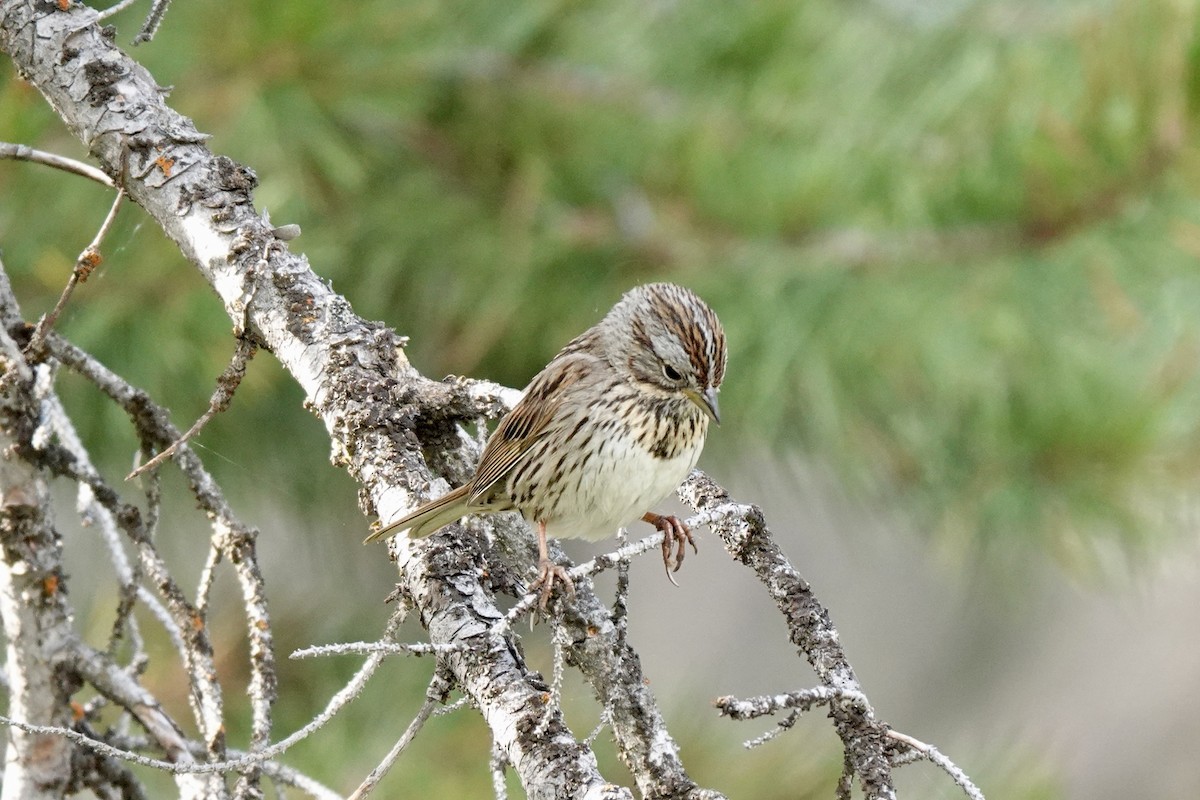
[3,0,1200,796]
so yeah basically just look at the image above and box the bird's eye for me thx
[662,364,683,382]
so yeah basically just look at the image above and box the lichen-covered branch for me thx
[677,472,897,799]
[0,314,75,800]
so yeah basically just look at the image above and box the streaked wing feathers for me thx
[465,353,590,503]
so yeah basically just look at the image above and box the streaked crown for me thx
[599,283,726,405]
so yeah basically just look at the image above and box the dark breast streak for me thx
[613,389,706,460]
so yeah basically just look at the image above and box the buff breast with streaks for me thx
[366,282,726,609]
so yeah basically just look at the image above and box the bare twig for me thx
[491,525,675,633]
[128,336,258,479]
[39,327,278,786]
[27,188,125,354]
[837,754,854,800]
[71,641,192,760]
[679,472,897,799]
[680,476,982,799]
[714,687,870,721]
[611,527,631,647]
[226,516,276,800]
[96,0,140,21]
[0,713,338,795]
[886,730,986,800]
[348,668,454,800]
[195,541,222,618]
[0,141,115,186]
[582,708,610,748]
[432,695,472,718]
[32,326,282,796]
[32,443,227,755]
[35,389,179,662]
[134,0,173,43]
[107,464,151,661]
[715,687,869,750]
[251,756,341,800]
[290,641,460,659]
[234,604,411,767]
[534,623,571,738]
[0,597,405,786]
[489,742,510,800]
[741,710,799,748]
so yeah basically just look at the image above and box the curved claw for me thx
[664,563,680,587]
[643,512,697,583]
[531,558,575,612]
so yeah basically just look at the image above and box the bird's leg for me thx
[642,511,697,585]
[531,520,574,611]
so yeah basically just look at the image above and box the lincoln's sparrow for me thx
[366,282,726,608]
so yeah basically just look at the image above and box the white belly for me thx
[541,429,702,542]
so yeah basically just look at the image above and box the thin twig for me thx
[534,623,571,738]
[741,710,800,749]
[886,730,987,800]
[612,527,631,647]
[96,0,141,21]
[71,640,197,767]
[35,378,154,664]
[195,542,222,616]
[128,337,258,479]
[43,449,229,758]
[489,742,509,800]
[0,276,232,774]
[0,715,207,774]
[582,708,610,747]
[715,687,870,750]
[290,641,460,659]
[0,714,337,797]
[0,596,410,780]
[221,518,276,793]
[134,0,173,43]
[12,390,228,762]
[67,445,180,658]
[492,522,696,633]
[490,504,733,633]
[433,695,471,717]
[0,141,115,186]
[252,756,341,800]
[27,188,125,353]
[836,753,854,800]
[36,327,282,784]
[680,471,899,798]
[348,668,454,800]
[714,687,870,721]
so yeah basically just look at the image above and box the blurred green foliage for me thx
[6,0,1199,565]
[4,0,1200,793]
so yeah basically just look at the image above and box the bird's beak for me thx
[687,387,721,425]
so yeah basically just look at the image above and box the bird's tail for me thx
[363,484,472,543]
